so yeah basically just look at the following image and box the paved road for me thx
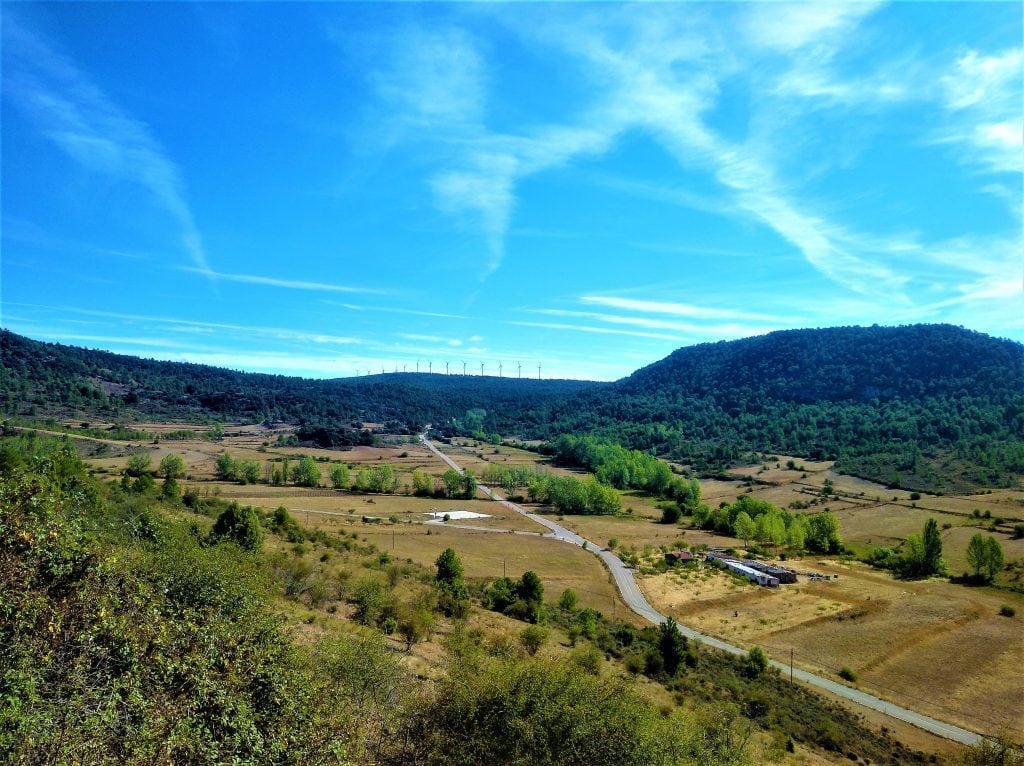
[419,433,982,746]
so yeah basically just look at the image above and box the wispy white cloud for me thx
[533,309,774,337]
[741,2,882,52]
[2,16,211,273]
[370,4,914,297]
[937,48,1023,174]
[325,301,469,320]
[6,304,364,347]
[509,319,687,343]
[181,267,386,295]
[580,295,793,323]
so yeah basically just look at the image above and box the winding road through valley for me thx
[420,433,982,746]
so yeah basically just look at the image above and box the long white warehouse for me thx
[706,552,780,586]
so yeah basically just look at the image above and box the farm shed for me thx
[706,553,780,587]
[665,549,695,564]
[745,561,798,584]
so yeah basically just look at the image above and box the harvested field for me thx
[640,559,1024,738]
[353,523,636,622]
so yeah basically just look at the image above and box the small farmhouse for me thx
[665,549,695,565]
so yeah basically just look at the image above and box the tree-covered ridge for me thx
[515,325,1024,492]
[3,324,1022,492]
[0,329,601,429]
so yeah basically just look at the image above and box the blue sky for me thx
[2,2,1021,381]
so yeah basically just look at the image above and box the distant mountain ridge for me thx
[0,329,601,430]
[2,324,1021,492]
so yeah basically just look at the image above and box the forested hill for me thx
[0,330,601,431]
[494,325,1024,493]
[620,324,1021,404]
[2,324,1022,492]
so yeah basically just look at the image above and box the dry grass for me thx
[72,420,1024,742]
[640,559,1024,738]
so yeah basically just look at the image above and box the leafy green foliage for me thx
[0,440,404,764]
[870,518,947,579]
[209,502,264,551]
[966,533,1005,582]
[484,570,545,624]
[527,473,621,515]
[435,548,469,618]
[397,654,741,766]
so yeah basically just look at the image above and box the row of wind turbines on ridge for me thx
[359,360,542,379]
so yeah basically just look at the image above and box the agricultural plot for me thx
[640,560,1024,739]
[70,421,1024,742]
[353,523,634,621]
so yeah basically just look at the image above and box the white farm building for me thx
[706,553,780,587]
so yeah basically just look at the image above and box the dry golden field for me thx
[66,420,1024,744]
[640,559,1024,739]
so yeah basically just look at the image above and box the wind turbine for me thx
[480,362,484,376]
[416,359,420,373]
[462,361,467,375]
[498,360,503,378]
[428,360,432,374]
[445,361,449,375]
[518,362,522,379]
[537,362,542,380]
[403,363,407,373]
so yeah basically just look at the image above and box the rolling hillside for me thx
[2,324,1021,492]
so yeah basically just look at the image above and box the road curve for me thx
[419,433,982,746]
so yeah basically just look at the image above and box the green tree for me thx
[441,469,462,498]
[787,514,807,549]
[500,472,516,497]
[209,502,263,552]
[159,453,185,479]
[743,646,769,678]
[238,459,260,485]
[460,471,478,499]
[519,625,549,656]
[558,588,578,612]
[515,570,545,623]
[660,504,681,524]
[412,469,433,496]
[806,511,842,553]
[922,517,946,576]
[330,463,350,489]
[733,511,756,546]
[215,452,235,481]
[125,453,151,477]
[435,548,469,618]
[966,533,1005,582]
[161,475,181,502]
[658,618,688,677]
[436,548,464,586]
[757,511,786,550]
[292,455,320,488]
